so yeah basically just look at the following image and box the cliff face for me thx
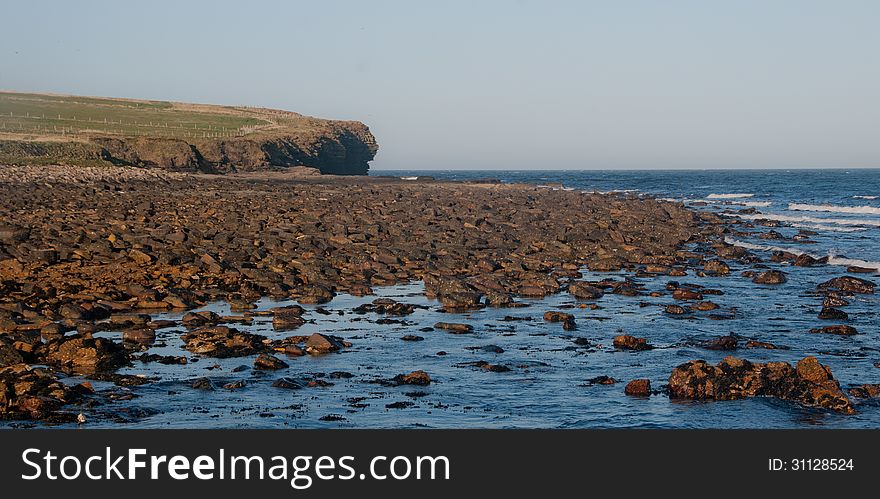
[0,92,378,175]
[89,121,378,174]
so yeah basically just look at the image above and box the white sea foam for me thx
[706,193,754,199]
[788,203,880,215]
[731,213,880,227]
[790,223,867,233]
[723,237,880,272]
[737,201,772,207]
[853,195,878,200]
[400,176,419,181]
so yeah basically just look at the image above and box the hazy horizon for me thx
[1,0,878,170]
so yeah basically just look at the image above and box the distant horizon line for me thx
[371,166,880,172]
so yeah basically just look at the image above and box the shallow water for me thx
[6,169,879,429]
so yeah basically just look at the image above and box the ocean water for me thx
[7,169,879,429]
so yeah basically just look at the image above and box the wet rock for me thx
[272,377,303,390]
[585,375,617,385]
[180,326,266,358]
[818,307,848,320]
[182,310,221,328]
[222,380,246,390]
[401,335,424,341]
[0,337,25,367]
[190,377,215,390]
[254,353,289,370]
[42,334,129,374]
[818,276,875,294]
[703,260,730,275]
[793,254,821,267]
[745,340,786,350]
[613,335,653,351]
[392,370,431,386]
[702,335,738,350]
[433,322,473,333]
[543,311,574,323]
[672,288,703,301]
[668,356,854,414]
[823,294,850,308]
[753,270,787,284]
[305,333,346,354]
[848,384,880,398]
[271,305,306,330]
[568,283,604,300]
[296,285,335,304]
[353,299,417,316]
[692,301,719,311]
[624,379,651,396]
[810,325,858,336]
[0,364,75,420]
[665,304,688,315]
[122,328,156,345]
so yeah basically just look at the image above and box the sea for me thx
[6,169,879,429]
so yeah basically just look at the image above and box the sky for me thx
[1,0,878,170]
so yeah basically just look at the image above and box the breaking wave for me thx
[723,237,879,272]
[731,213,880,228]
[706,193,755,199]
[788,203,880,215]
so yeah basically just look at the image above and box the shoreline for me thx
[1,164,876,425]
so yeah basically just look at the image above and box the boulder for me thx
[668,356,854,414]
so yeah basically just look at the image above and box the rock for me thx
[745,340,785,350]
[401,335,424,341]
[0,337,25,367]
[668,356,854,414]
[624,379,651,396]
[353,299,417,316]
[568,283,604,300]
[271,305,306,330]
[254,353,289,370]
[122,328,156,345]
[818,307,848,320]
[393,370,431,386]
[43,334,128,374]
[793,254,821,267]
[810,325,858,336]
[817,276,875,294]
[180,326,266,358]
[691,301,719,311]
[703,260,730,275]
[823,294,850,308]
[305,333,345,354]
[272,377,303,390]
[672,288,703,301]
[665,304,688,315]
[182,310,221,328]
[0,364,74,420]
[613,335,653,351]
[702,335,738,350]
[753,270,787,284]
[848,384,880,398]
[439,292,483,311]
[191,377,215,390]
[433,322,473,333]
[543,311,574,322]
[585,375,617,385]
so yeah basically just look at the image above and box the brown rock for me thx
[613,335,653,351]
[753,270,787,284]
[624,379,651,396]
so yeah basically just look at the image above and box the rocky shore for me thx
[1,165,876,423]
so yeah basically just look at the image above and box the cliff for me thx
[0,92,378,175]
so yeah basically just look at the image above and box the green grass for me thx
[0,92,270,140]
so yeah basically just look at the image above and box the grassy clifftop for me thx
[0,91,378,174]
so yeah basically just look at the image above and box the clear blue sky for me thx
[1,0,878,170]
